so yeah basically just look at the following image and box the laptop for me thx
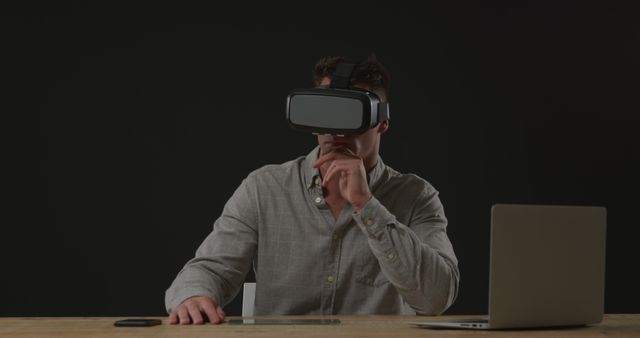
[409,204,607,330]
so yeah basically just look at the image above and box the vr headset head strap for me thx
[329,62,357,89]
[327,58,390,124]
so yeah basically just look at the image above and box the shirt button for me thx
[387,253,395,260]
[332,234,339,240]
[315,197,323,204]
[327,276,334,283]
[366,219,374,225]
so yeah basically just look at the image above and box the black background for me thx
[2,2,638,317]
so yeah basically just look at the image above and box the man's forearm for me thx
[353,197,459,314]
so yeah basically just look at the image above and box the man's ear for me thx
[377,120,390,134]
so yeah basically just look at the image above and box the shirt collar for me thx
[303,146,386,191]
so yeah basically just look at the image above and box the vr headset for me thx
[286,61,390,135]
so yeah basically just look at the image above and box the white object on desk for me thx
[242,282,256,317]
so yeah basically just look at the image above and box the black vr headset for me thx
[286,61,390,135]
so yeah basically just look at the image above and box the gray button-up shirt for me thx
[165,147,459,315]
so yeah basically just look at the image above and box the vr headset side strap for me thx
[379,102,390,122]
[329,62,357,89]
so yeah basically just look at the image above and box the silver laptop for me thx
[409,204,606,330]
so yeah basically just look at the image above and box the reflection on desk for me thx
[0,314,638,337]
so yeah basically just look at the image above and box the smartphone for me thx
[114,319,162,327]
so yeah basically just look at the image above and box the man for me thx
[165,55,459,324]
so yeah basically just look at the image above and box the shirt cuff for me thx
[352,197,396,239]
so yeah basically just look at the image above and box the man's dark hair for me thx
[312,54,391,102]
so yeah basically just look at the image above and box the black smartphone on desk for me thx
[114,319,162,327]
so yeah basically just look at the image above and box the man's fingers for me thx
[217,307,226,321]
[186,303,204,325]
[169,311,179,325]
[172,297,224,325]
[322,161,339,186]
[200,299,222,324]
[177,307,191,325]
[323,162,349,186]
[314,148,358,168]
[323,162,351,187]
[313,152,338,168]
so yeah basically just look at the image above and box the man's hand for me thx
[168,296,225,325]
[313,146,372,210]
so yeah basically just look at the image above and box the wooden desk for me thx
[0,315,638,337]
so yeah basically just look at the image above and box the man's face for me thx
[316,77,388,169]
